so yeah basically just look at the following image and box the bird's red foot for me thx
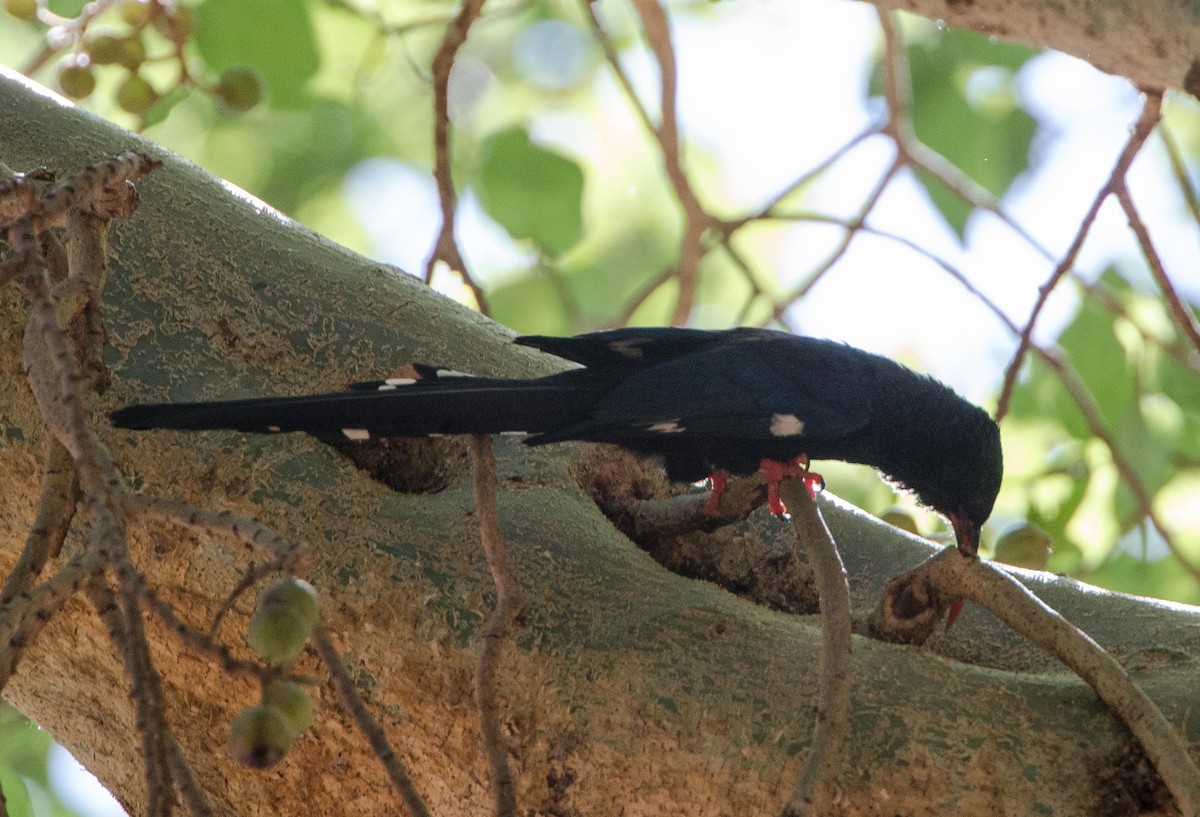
[704,469,730,516]
[759,455,824,516]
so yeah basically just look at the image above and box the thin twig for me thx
[84,575,175,817]
[164,730,214,817]
[1036,348,1198,582]
[630,0,712,324]
[425,0,490,313]
[777,484,851,817]
[1114,182,1200,354]
[1158,123,1200,230]
[16,182,172,815]
[996,92,1163,420]
[311,624,433,817]
[772,159,900,322]
[139,579,289,681]
[467,435,521,817]
[0,439,77,605]
[895,549,1200,816]
[0,552,105,692]
[122,494,314,568]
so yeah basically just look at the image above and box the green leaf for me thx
[1057,295,1135,427]
[475,127,584,257]
[193,0,320,109]
[1006,358,1089,440]
[891,27,1038,236]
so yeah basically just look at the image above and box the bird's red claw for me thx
[759,456,824,516]
[704,470,730,517]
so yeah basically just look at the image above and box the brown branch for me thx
[0,552,105,692]
[311,624,434,817]
[1036,348,1198,582]
[583,0,655,142]
[425,0,490,314]
[467,435,521,817]
[1114,182,1200,354]
[615,472,767,540]
[777,486,851,817]
[164,728,214,817]
[12,157,174,815]
[879,549,1200,815]
[630,0,712,324]
[139,577,292,682]
[996,92,1163,420]
[1159,121,1200,230]
[772,159,900,321]
[123,494,315,567]
[0,439,77,605]
[84,575,174,817]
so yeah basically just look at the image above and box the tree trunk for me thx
[0,71,1196,817]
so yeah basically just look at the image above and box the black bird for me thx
[110,327,1003,554]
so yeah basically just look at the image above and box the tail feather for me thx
[110,377,594,439]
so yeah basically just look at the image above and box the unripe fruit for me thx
[4,0,38,22]
[117,36,145,70]
[115,73,155,114]
[117,0,150,28]
[247,605,310,664]
[879,506,919,536]
[992,523,1053,570]
[261,578,319,627]
[214,66,263,113]
[227,706,293,769]
[82,29,123,64]
[57,58,96,100]
[264,681,315,736]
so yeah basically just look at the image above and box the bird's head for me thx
[887,381,1003,556]
[933,409,1003,556]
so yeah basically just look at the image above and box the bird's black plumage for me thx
[110,327,1003,552]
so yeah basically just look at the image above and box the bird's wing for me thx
[516,327,767,369]
[527,336,876,443]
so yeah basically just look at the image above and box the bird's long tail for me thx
[109,372,594,440]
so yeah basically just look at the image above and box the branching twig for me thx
[84,575,174,817]
[122,494,314,568]
[1036,348,1198,582]
[1114,182,1200,354]
[311,624,433,817]
[0,552,105,692]
[467,435,521,817]
[0,439,77,605]
[425,0,490,313]
[878,549,1200,815]
[996,92,1163,420]
[777,484,851,817]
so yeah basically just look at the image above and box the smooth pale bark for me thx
[1,71,1197,816]
[872,0,1200,95]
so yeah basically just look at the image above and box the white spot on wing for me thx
[342,428,371,440]
[609,338,646,358]
[435,369,474,378]
[267,425,281,432]
[770,413,805,436]
[380,377,417,390]
[500,430,527,436]
[648,420,685,433]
